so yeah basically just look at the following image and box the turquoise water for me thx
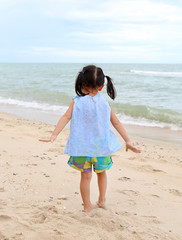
[0,63,182,130]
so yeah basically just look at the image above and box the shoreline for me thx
[0,110,181,146]
[123,124,182,146]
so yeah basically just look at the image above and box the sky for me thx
[0,0,182,63]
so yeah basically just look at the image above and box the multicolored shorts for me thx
[68,156,113,173]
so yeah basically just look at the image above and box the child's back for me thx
[65,94,121,156]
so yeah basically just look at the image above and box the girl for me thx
[40,65,140,212]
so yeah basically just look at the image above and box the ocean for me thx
[0,63,182,130]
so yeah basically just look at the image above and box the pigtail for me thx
[75,72,86,97]
[105,76,116,100]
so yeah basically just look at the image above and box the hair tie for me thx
[79,71,84,75]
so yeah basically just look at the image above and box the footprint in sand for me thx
[169,189,182,197]
[141,215,162,224]
[53,229,64,236]
[118,177,131,181]
[23,163,38,167]
[0,200,7,208]
[0,232,7,240]
[0,215,12,221]
[138,165,165,173]
[39,205,59,214]
[0,187,5,192]
[30,213,47,224]
[150,194,160,199]
[48,148,59,153]
[117,189,140,196]
[5,124,14,128]
[152,168,165,173]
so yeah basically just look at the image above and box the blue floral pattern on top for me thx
[64,94,122,157]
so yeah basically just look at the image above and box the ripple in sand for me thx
[169,189,182,197]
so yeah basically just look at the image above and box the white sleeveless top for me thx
[64,94,122,157]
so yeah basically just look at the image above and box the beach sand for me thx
[0,112,182,240]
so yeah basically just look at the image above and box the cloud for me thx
[0,0,181,62]
[1,0,182,23]
[41,0,182,23]
[21,45,178,63]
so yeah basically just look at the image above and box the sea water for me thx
[0,63,181,130]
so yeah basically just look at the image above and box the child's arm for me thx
[39,100,74,142]
[110,105,141,153]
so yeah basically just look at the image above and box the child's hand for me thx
[126,141,141,153]
[39,135,57,143]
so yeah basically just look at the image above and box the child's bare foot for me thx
[96,198,106,209]
[82,203,98,213]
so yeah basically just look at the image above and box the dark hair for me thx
[75,65,116,100]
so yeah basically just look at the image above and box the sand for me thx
[0,112,182,240]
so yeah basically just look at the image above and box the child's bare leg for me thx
[80,172,96,212]
[97,171,107,208]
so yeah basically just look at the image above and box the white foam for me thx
[130,70,182,77]
[116,113,181,131]
[0,96,67,113]
[0,96,181,131]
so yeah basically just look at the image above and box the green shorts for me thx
[68,156,113,173]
